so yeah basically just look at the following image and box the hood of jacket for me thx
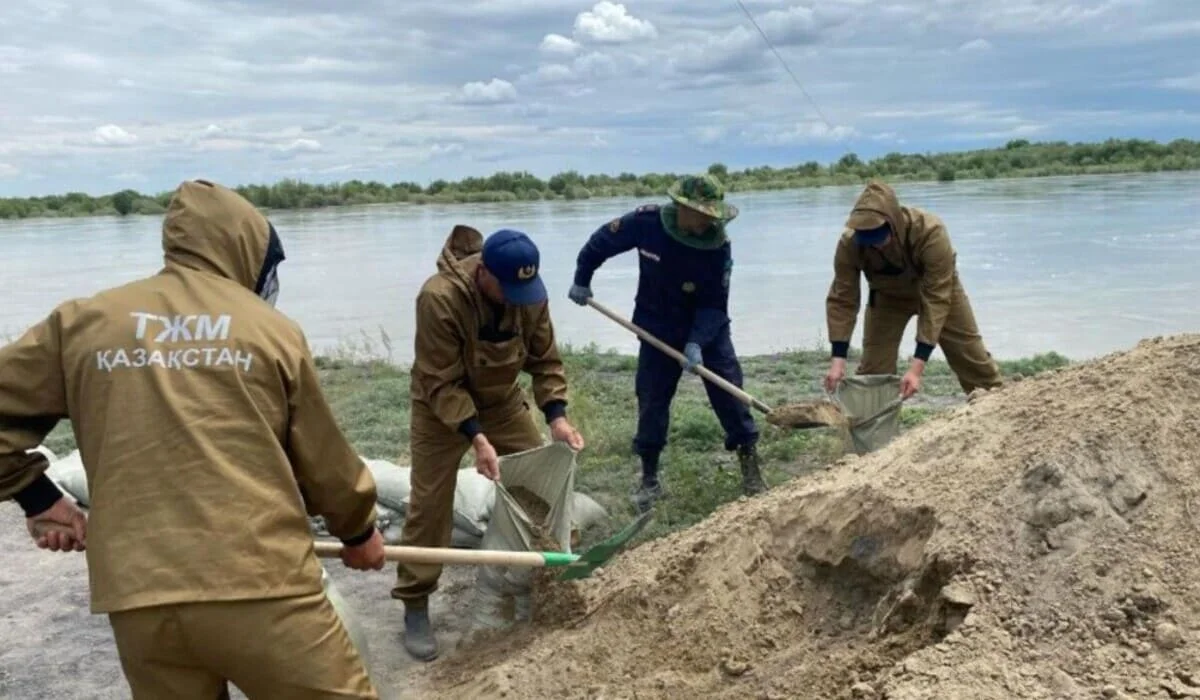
[845,179,908,243]
[435,223,486,297]
[161,179,285,297]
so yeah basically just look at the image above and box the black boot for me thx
[403,600,438,661]
[737,444,767,496]
[631,452,665,513]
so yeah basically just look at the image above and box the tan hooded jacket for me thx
[411,225,568,432]
[825,179,959,350]
[0,180,378,614]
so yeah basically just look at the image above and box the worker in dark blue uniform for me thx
[567,174,766,511]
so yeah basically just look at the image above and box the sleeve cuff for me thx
[458,416,482,441]
[831,341,850,359]
[340,524,376,547]
[542,400,567,424]
[572,270,593,288]
[13,473,64,518]
[914,342,935,362]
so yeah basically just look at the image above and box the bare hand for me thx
[900,359,925,399]
[549,417,585,451]
[473,435,500,481]
[824,358,847,394]
[27,498,88,552]
[340,528,385,571]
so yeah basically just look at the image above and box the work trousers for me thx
[391,398,544,603]
[858,276,1004,393]
[108,590,377,700]
[632,327,759,458]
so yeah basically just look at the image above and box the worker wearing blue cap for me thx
[824,179,1004,399]
[393,225,583,662]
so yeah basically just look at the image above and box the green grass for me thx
[37,339,1069,546]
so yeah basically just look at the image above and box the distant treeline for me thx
[2,137,1199,221]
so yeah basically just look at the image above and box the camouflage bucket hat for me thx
[667,174,739,222]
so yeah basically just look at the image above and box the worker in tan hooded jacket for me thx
[824,179,1004,398]
[393,225,584,661]
[0,179,385,699]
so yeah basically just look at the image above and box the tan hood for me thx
[161,180,276,292]
[435,224,485,297]
[845,179,907,240]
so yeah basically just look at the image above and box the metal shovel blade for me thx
[556,509,653,581]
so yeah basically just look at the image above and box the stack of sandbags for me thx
[37,447,609,549]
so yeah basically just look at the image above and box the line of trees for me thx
[1,137,1198,221]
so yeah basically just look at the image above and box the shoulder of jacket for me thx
[905,206,947,236]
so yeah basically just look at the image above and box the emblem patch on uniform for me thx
[682,281,696,293]
[608,218,621,233]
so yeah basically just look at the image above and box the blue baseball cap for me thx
[481,228,547,305]
[853,222,891,246]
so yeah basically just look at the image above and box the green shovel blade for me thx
[552,510,654,581]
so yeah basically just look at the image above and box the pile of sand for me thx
[421,334,1200,699]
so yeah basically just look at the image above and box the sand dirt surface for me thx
[419,334,1200,699]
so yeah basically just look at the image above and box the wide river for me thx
[3,171,1198,363]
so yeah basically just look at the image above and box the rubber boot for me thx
[402,600,438,662]
[737,444,767,496]
[632,480,664,513]
[631,452,665,513]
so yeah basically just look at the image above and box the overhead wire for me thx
[731,0,856,159]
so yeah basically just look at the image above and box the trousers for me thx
[108,591,377,699]
[858,277,1004,393]
[632,327,758,457]
[390,398,544,602]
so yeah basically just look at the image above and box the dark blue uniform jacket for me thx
[573,204,733,349]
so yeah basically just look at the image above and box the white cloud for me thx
[0,163,19,178]
[960,38,994,51]
[1159,73,1200,91]
[573,2,657,44]
[458,78,518,104]
[279,138,322,153]
[539,33,580,55]
[91,124,137,147]
[742,121,859,146]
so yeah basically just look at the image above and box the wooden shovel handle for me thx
[313,541,550,567]
[30,521,550,567]
[586,298,773,415]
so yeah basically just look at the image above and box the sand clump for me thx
[425,334,1200,699]
[766,399,848,429]
[506,486,588,628]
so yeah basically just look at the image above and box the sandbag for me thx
[835,374,904,455]
[44,449,88,506]
[471,441,578,629]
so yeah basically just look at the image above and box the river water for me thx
[3,171,1198,362]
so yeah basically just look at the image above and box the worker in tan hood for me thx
[0,179,385,699]
[824,179,1004,398]
[393,225,583,661]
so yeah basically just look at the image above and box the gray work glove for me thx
[681,342,702,373]
[568,284,592,306]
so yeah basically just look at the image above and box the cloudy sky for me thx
[2,0,1198,197]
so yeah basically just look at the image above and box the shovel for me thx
[33,510,653,582]
[584,298,846,430]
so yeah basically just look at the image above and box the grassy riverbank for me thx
[38,343,1069,544]
[2,137,1199,220]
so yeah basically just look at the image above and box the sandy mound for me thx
[420,334,1200,699]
